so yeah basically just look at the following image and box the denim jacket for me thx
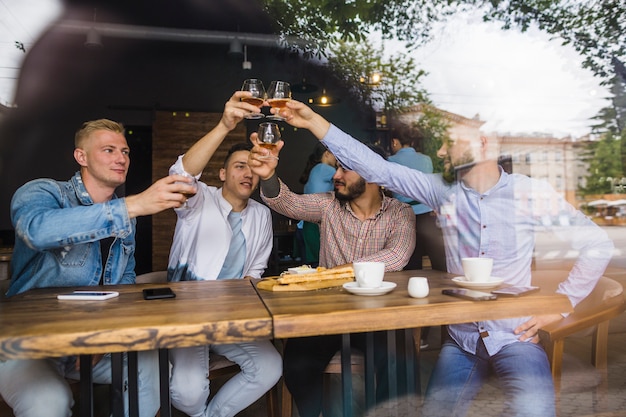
[8,171,136,296]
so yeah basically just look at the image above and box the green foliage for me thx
[263,0,625,81]
[579,132,624,195]
[589,75,626,177]
[410,105,450,173]
[323,40,446,168]
[326,41,429,116]
[262,0,464,57]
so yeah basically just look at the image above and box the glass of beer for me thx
[240,79,266,119]
[266,80,291,121]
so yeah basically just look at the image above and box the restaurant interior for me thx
[0,1,625,417]
[0,0,386,275]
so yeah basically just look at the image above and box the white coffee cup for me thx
[353,262,385,288]
[408,277,429,298]
[461,257,493,282]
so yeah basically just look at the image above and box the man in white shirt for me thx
[166,91,281,417]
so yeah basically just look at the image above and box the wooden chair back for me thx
[533,270,625,414]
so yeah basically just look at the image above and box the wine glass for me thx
[240,79,266,119]
[266,81,291,121]
[176,172,198,209]
[257,122,281,159]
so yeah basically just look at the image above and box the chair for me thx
[534,270,625,413]
[135,271,279,417]
[280,328,423,417]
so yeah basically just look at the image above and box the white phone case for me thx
[57,291,119,301]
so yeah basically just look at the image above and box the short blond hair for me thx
[74,119,125,148]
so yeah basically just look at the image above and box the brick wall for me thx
[151,111,246,271]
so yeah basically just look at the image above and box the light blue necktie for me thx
[217,211,246,279]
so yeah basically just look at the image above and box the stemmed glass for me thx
[240,79,266,119]
[257,122,281,159]
[176,172,198,209]
[266,81,291,121]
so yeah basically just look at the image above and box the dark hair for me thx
[224,142,252,166]
[299,142,329,184]
[390,124,422,148]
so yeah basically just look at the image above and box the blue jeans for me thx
[169,340,281,417]
[422,338,555,417]
[0,351,160,417]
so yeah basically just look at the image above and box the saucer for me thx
[452,276,504,290]
[343,281,397,296]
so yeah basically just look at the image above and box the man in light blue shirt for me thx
[268,100,614,417]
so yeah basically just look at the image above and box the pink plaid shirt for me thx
[262,179,416,271]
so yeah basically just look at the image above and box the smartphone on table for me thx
[143,287,176,300]
[491,286,540,297]
[442,288,497,301]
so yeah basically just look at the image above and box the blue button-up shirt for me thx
[322,124,614,356]
[388,147,434,215]
[8,171,136,296]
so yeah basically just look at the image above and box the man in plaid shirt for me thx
[249,140,415,417]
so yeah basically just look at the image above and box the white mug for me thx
[461,257,493,282]
[408,277,429,298]
[353,262,385,288]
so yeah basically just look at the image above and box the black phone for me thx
[143,287,176,300]
[442,288,498,301]
[491,286,540,297]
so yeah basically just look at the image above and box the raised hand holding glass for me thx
[257,122,281,159]
[176,172,198,209]
[266,81,291,121]
[240,79,266,119]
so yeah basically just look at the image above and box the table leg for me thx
[340,334,353,417]
[128,352,139,417]
[364,332,375,409]
[404,328,420,395]
[386,330,397,401]
[79,355,93,417]
[110,353,124,417]
[158,349,172,417]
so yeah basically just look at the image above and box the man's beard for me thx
[335,178,367,202]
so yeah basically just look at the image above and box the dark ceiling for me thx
[62,0,276,33]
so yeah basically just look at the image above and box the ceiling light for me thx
[84,27,102,48]
[292,78,318,94]
[84,8,102,49]
[308,89,339,106]
[229,38,243,55]
[242,45,251,70]
[359,72,382,86]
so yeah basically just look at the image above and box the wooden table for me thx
[0,280,273,417]
[254,269,574,416]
